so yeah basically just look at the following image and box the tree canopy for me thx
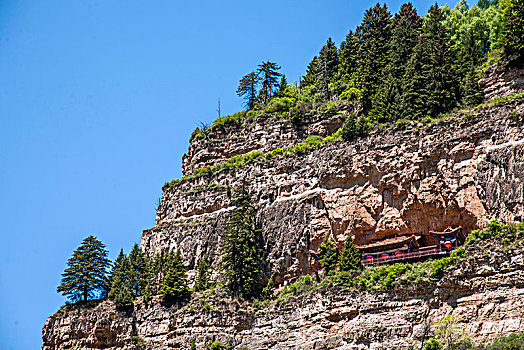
[57,236,111,302]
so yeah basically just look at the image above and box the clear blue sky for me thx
[0,0,452,348]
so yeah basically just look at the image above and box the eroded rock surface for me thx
[147,100,524,285]
[42,240,524,349]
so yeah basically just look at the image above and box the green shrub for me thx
[209,341,225,350]
[424,338,443,350]
[431,247,465,279]
[319,237,338,274]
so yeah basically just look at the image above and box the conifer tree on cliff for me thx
[401,4,458,119]
[356,3,392,113]
[221,180,263,298]
[368,2,421,123]
[316,38,338,100]
[57,235,111,302]
[160,250,190,302]
[237,71,261,110]
[129,243,146,297]
[318,237,338,274]
[503,0,524,58]
[337,30,358,85]
[338,234,363,272]
[257,61,282,103]
[108,249,134,305]
[302,56,319,87]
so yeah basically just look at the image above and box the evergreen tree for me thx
[302,56,319,87]
[193,253,211,292]
[356,3,392,113]
[160,250,190,302]
[221,180,264,298]
[340,112,367,141]
[368,80,400,123]
[337,30,359,85]
[503,0,524,58]
[57,235,111,302]
[236,71,261,110]
[338,234,362,272]
[275,75,290,97]
[257,61,282,103]
[462,65,483,106]
[369,3,421,122]
[129,243,146,297]
[316,38,338,100]
[402,5,459,119]
[318,237,338,274]
[389,2,422,83]
[108,249,134,305]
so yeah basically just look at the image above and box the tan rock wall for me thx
[148,101,524,284]
[182,113,345,175]
[42,240,524,350]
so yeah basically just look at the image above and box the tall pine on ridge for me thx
[503,0,524,58]
[356,3,392,113]
[402,4,459,120]
[57,236,111,302]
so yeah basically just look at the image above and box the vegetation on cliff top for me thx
[188,0,522,147]
[168,0,524,190]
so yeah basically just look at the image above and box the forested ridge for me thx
[192,0,523,144]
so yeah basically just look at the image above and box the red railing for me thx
[361,247,455,265]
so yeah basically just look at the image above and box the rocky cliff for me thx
[43,61,524,349]
[42,237,524,349]
[146,95,524,285]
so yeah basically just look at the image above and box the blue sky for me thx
[0,0,450,348]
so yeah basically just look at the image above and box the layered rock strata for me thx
[42,239,524,349]
[182,112,346,175]
[146,98,524,284]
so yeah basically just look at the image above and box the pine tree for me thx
[108,249,134,305]
[337,30,358,85]
[57,235,111,302]
[237,71,261,110]
[318,237,338,274]
[221,180,264,298]
[503,0,524,58]
[302,56,319,87]
[338,234,362,272]
[160,250,190,302]
[193,253,211,292]
[369,3,421,123]
[368,80,400,123]
[129,243,146,297]
[316,38,338,100]
[402,5,459,119]
[462,65,483,106]
[257,61,282,103]
[275,75,290,97]
[340,112,363,141]
[356,3,392,113]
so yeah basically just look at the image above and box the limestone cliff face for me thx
[42,238,524,349]
[182,112,346,175]
[146,99,524,284]
[43,61,524,349]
